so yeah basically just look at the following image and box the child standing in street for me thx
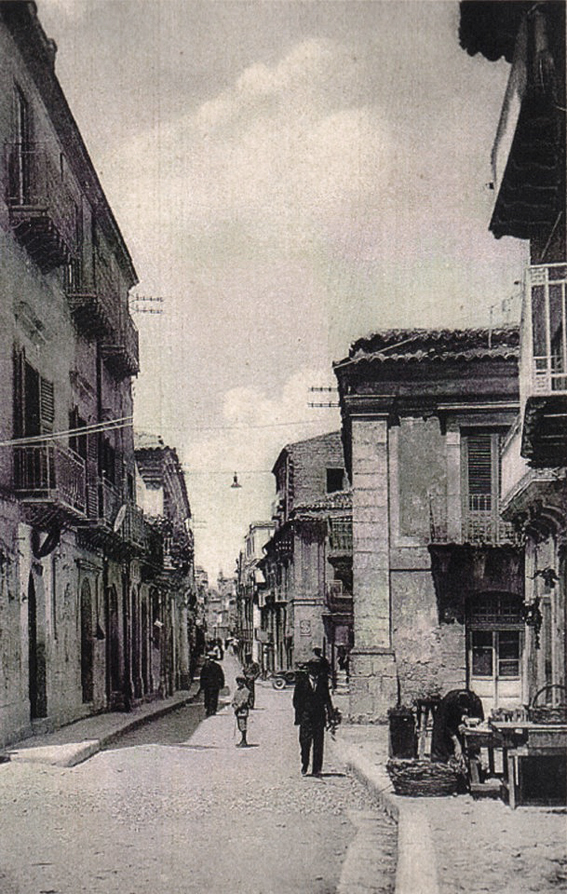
[232,676,252,747]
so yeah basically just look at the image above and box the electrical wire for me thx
[0,416,134,448]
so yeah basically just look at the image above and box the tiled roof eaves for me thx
[345,346,519,367]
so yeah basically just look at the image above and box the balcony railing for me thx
[66,254,120,338]
[524,264,567,396]
[429,494,518,547]
[6,142,77,270]
[328,517,353,553]
[96,477,123,527]
[101,310,140,378]
[123,503,147,550]
[325,580,353,614]
[14,443,86,519]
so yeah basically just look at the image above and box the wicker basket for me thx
[527,684,567,724]
[528,705,567,723]
[387,758,460,797]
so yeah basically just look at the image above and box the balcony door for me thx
[467,592,524,713]
[14,87,32,204]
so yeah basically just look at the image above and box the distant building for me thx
[135,433,196,692]
[334,328,521,719]
[260,431,350,672]
[460,1,566,711]
[235,521,274,666]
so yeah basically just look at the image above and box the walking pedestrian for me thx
[293,658,334,777]
[232,676,252,747]
[243,652,261,709]
[198,652,225,716]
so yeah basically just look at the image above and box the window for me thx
[69,408,87,460]
[466,433,494,511]
[472,630,493,677]
[326,468,344,493]
[462,430,508,543]
[14,349,54,437]
[101,438,116,484]
[498,631,520,678]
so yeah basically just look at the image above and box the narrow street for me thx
[0,658,396,894]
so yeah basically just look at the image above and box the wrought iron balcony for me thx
[101,310,139,378]
[80,477,148,553]
[325,580,353,615]
[66,255,120,339]
[429,495,518,547]
[14,443,87,524]
[328,517,353,554]
[123,503,147,550]
[6,143,77,271]
[521,263,567,466]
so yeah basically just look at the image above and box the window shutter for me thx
[13,347,25,437]
[467,434,492,496]
[39,377,54,434]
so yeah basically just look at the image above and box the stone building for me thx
[334,327,522,720]
[135,433,196,693]
[0,3,188,746]
[260,431,350,671]
[235,521,274,667]
[460,0,566,710]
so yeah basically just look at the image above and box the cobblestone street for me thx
[0,660,396,894]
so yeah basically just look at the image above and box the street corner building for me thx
[334,326,529,721]
[259,431,353,676]
[0,3,194,748]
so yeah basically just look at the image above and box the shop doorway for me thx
[28,574,47,719]
[468,592,524,713]
[80,579,94,703]
[106,584,121,699]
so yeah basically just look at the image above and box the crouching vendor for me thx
[431,688,484,773]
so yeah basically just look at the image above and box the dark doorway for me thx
[28,574,47,719]
[80,579,94,703]
[107,585,121,699]
[141,597,149,694]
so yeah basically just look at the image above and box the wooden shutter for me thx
[467,434,492,496]
[13,347,25,437]
[39,377,54,434]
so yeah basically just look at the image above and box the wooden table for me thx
[489,721,567,808]
[462,725,499,784]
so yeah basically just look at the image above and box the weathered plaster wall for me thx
[391,570,466,703]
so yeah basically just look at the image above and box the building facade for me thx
[135,433,196,693]
[460,0,566,711]
[335,328,523,720]
[0,4,190,746]
[235,521,274,665]
[260,431,350,672]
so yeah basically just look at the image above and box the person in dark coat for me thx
[431,688,484,764]
[199,653,225,716]
[293,658,334,777]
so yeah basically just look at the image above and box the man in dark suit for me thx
[198,653,225,716]
[293,658,334,777]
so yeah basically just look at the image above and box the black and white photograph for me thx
[0,0,565,892]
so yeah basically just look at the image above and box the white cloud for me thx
[101,37,390,256]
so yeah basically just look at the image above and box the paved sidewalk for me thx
[331,717,567,894]
[6,679,205,767]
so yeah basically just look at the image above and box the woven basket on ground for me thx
[386,758,460,797]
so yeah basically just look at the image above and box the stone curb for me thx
[331,738,440,894]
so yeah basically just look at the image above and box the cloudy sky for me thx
[39,0,527,579]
